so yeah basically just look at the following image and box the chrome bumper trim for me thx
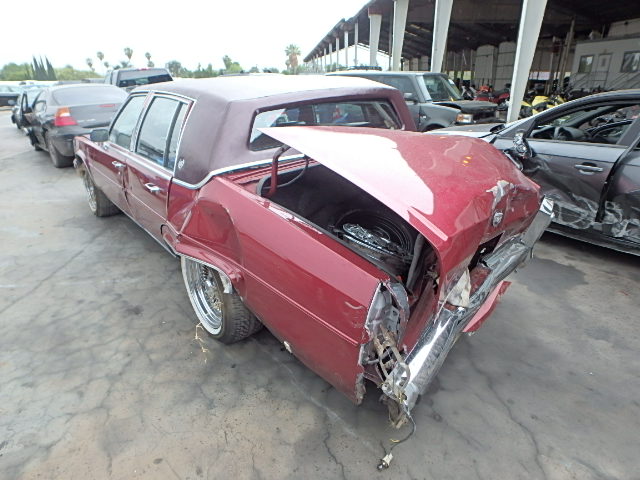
[386,197,554,412]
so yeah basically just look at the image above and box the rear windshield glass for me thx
[250,100,401,151]
[118,74,173,88]
[52,86,126,105]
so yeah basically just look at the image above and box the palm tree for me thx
[285,44,301,74]
[124,47,133,65]
[144,52,153,68]
[96,51,104,63]
[103,61,110,69]
[86,58,94,71]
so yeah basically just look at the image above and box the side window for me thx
[379,76,418,96]
[531,103,640,146]
[135,97,180,167]
[109,95,145,149]
[166,103,188,170]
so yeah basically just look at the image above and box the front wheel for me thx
[181,257,262,344]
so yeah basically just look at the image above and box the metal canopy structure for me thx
[304,0,640,63]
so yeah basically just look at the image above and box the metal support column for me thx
[431,0,453,72]
[344,30,349,68]
[354,21,359,66]
[507,0,548,122]
[369,7,382,66]
[391,0,410,71]
[329,43,333,71]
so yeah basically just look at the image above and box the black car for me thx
[329,70,500,127]
[0,84,20,107]
[10,87,43,129]
[436,90,640,254]
[25,84,127,167]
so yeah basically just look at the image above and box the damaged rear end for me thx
[260,126,553,423]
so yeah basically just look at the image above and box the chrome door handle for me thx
[111,160,125,169]
[574,163,603,173]
[144,183,162,193]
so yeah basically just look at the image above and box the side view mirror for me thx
[8,99,16,106]
[90,128,109,142]
[511,130,533,160]
[403,92,417,103]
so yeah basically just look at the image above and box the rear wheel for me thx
[181,257,262,344]
[81,168,119,217]
[46,134,73,168]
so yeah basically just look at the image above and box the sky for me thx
[0,0,371,73]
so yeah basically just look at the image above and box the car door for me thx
[90,95,147,212]
[30,93,49,147]
[126,95,189,240]
[495,100,640,229]
[600,121,640,245]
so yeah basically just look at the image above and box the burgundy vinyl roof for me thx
[134,74,414,185]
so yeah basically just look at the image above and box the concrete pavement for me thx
[0,110,638,479]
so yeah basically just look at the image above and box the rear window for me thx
[117,70,173,88]
[250,100,401,151]
[52,86,126,105]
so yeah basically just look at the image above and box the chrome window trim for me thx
[172,153,306,190]
[171,99,195,176]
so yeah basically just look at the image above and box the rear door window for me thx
[135,97,182,167]
[109,95,146,149]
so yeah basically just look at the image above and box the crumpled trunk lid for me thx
[260,126,541,272]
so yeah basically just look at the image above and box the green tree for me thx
[124,47,133,65]
[145,52,154,68]
[104,61,110,69]
[86,58,94,71]
[55,65,100,80]
[285,44,301,74]
[221,55,243,74]
[45,57,57,80]
[0,63,32,81]
[166,60,183,77]
[96,51,104,63]
[193,63,217,78]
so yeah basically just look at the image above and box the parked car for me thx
[329,70,500,127]
[24,83,127,167]
[73,75,552,426]
[435,89,640,254]
[10,86,43,129]
[0,83,20,107]
[105,67,173,91]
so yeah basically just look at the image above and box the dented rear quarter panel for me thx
[168,177,392,402]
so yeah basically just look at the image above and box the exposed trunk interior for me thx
[257,163,437,290]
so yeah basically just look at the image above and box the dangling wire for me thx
[377,405,417,470]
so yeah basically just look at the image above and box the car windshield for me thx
[250,100,402,151]
[421,75,463,101]
[52,86,127,105]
